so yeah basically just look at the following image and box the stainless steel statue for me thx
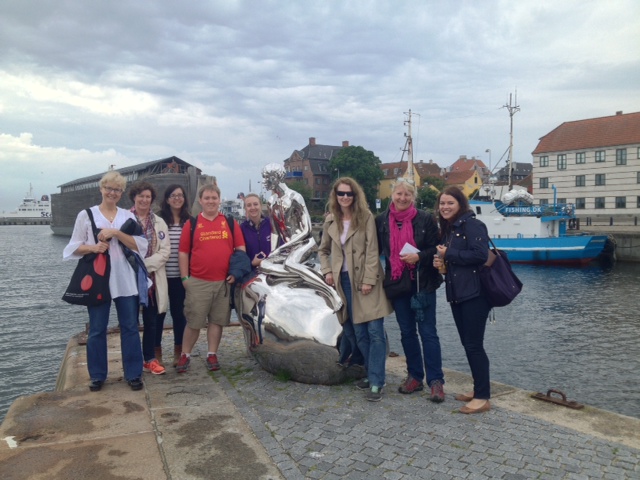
[237,163,363,384]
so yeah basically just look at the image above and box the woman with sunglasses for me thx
[157,184,192,366]
[319,178,392,401]
[63,171,148,392]
[375,178,446,402]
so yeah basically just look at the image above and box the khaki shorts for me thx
[183,277,231,329]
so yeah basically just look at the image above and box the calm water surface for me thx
[0,226,638,422]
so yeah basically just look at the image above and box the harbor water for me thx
[1,225,639,423]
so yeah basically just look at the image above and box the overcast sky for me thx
[1,0,639,212]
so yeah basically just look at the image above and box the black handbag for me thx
[383,267,412,300]
[62,209,111,306]
[479,239,522,307]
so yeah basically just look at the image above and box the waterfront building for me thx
[378,159,441,199]
[283,137,349,204]
[532,111,640,221]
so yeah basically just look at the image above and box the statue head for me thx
[261,163,286,192]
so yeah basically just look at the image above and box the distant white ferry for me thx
[4,185,51,219]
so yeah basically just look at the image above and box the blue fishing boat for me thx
[471,191,610,265]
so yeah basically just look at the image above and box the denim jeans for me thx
[392,288,444,387]
[156,276,186,347]
[87,295,143,382]
[450,294,492,399]
[354,318,386,388]
[338,272,364,366]
[141,303,158,362]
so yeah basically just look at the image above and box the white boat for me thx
[3,185,51,219]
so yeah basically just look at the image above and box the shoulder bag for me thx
[62,209,111,306]
[383,267,412,300]
[479,238,522,307]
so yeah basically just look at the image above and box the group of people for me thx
[64,172,251,392]
[64,171,493,415]
[319,177,493,414]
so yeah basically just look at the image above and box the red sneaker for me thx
[430,380,445,403]
[398,376,424,394]
[176,353,191,373]
[206,354,220,371]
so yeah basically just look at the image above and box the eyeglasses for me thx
[336,191,354,197]
[103,187,124,194]
[169,194,185,199]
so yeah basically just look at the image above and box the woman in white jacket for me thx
[129,181,170,375]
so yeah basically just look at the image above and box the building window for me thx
[539,177,549,188]
[576,152,586,164]
[557,154,567,170]
[615,197,626,208]
[638,172,640,183]
[575,198,585,209]
[637,196,640,208]
[315,178,320,185]
[540,156,549,167]
[575,175,585,187]
[638,147,640,159]
[557,198,566,205]
[595,197,605,209]
[304,165,309,171]
[540,199,549,206]
[595,150,605,162]
[616,148,627,165]
[383,169,388,176]
[595,174,606,186]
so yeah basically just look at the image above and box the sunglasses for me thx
[336,191,355,197]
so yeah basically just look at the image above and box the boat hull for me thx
[490,235,609,265]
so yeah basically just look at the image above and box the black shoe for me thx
[127,378,143,391]
[89,380,104,392]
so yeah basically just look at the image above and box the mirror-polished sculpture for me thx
[237,163,364,384]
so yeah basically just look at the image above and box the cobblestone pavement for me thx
[182,327,640,480]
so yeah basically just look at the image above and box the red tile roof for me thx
[444,170,476,184]
[449,157,487,171]
[380,161,441,180]
[532,111,640,154]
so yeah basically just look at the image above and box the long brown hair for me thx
[327,177,370,233]
[159,184,191,226]
[436,187,471,240]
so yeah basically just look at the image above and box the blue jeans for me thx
[87,295,143,382]
[141,303,157,362]
[451,294,492,399]
[156,276,187,347]
[338,272,364,367]
[392,289,444,387]
[354,318,386,388]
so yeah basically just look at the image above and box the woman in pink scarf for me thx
[375,179,445,402]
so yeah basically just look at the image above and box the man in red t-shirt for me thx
[176,184,246,373]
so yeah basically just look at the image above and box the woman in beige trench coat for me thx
[319,177,392,401]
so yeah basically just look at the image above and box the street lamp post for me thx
[334,167,340,178]
[485,148,492,172]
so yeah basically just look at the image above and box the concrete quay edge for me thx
[0,325,638,480]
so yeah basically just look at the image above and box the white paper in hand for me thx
[400,243,420,255]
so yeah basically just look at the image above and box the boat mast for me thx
[402,109,415,184]
[503,92,520,191]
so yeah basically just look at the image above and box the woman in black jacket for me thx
[376,179,445,403]
[433,187,492,414]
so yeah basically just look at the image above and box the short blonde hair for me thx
[99,171,126,190]
[198,183,221,198]
[243,193,261,205]
[391,178,416,197]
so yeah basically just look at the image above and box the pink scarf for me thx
[388,202,417,280]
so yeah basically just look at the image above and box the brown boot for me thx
[173,345,182,367]
[154,347,163,366]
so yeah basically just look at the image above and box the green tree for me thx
[417,187,439,212]
[421,175,445,192]
[329,146,385,210]
[286,180,313,209]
